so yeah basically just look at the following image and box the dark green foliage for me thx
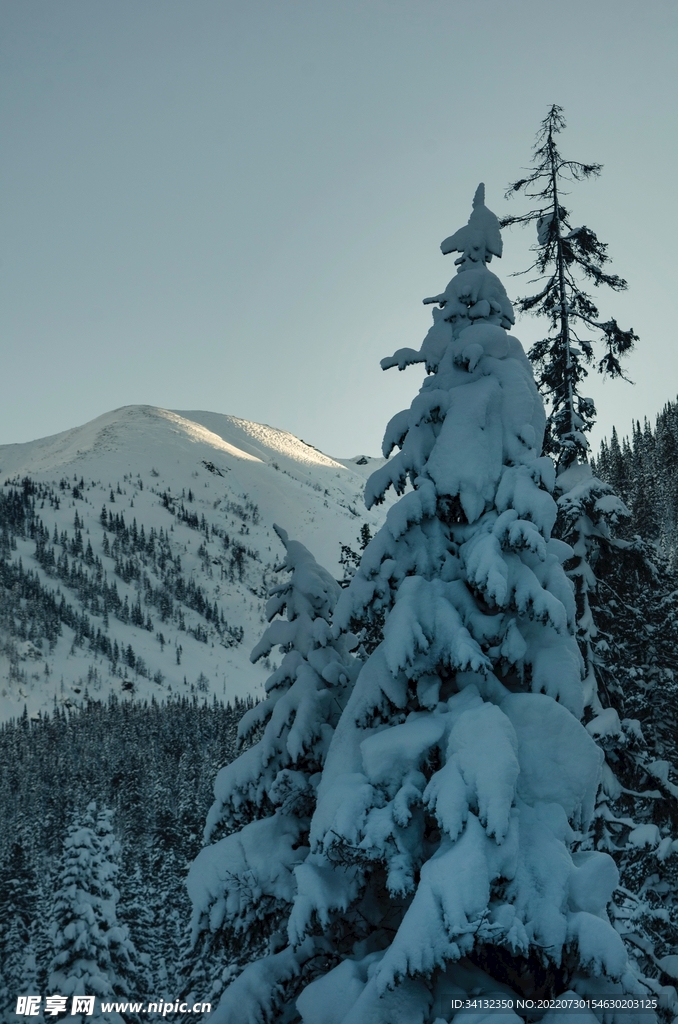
[338,523,383,654]
[584,537,678,995]
[502,105,638,467]
[338,522,372,585]
[0,840,42,1014]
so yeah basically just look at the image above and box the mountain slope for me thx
[0,406,392,721]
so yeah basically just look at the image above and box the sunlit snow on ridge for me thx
[174,410,347,470]
[0,405,266,477]
[0,406,352,479]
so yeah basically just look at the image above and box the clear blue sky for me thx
[2,0,676,456]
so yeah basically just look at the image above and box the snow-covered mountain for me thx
[0,406,393,721]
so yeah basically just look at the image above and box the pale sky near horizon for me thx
[2,0,677,458]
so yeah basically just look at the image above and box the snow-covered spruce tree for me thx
[48,803,139,1023]
[144,782,187,998]
[209,188,645,1024]
[185,526,359,1011]
[118,864,157,1000]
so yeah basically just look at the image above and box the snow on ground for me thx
[0,406,393,722]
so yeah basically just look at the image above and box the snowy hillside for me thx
[0,405,393,721]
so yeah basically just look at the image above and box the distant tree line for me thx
[593,397,678,564]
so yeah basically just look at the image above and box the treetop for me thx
[440,182,503,267]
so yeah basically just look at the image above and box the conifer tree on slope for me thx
[185,526,359,1011]
[505,109,678,1007]
[48,803,138,1023]
[147,783,186,997]
[205,187,647,1024]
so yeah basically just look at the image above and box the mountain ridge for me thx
[0,405,393,722]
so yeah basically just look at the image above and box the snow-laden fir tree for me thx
[202,187,648,1024]
[145,779,187,998]
[185,526,360,1011]
[118,864,157,1000]
[48,803,138,1023]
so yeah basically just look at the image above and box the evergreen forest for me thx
[0,696,249,1020]
[1,107,678,1024]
